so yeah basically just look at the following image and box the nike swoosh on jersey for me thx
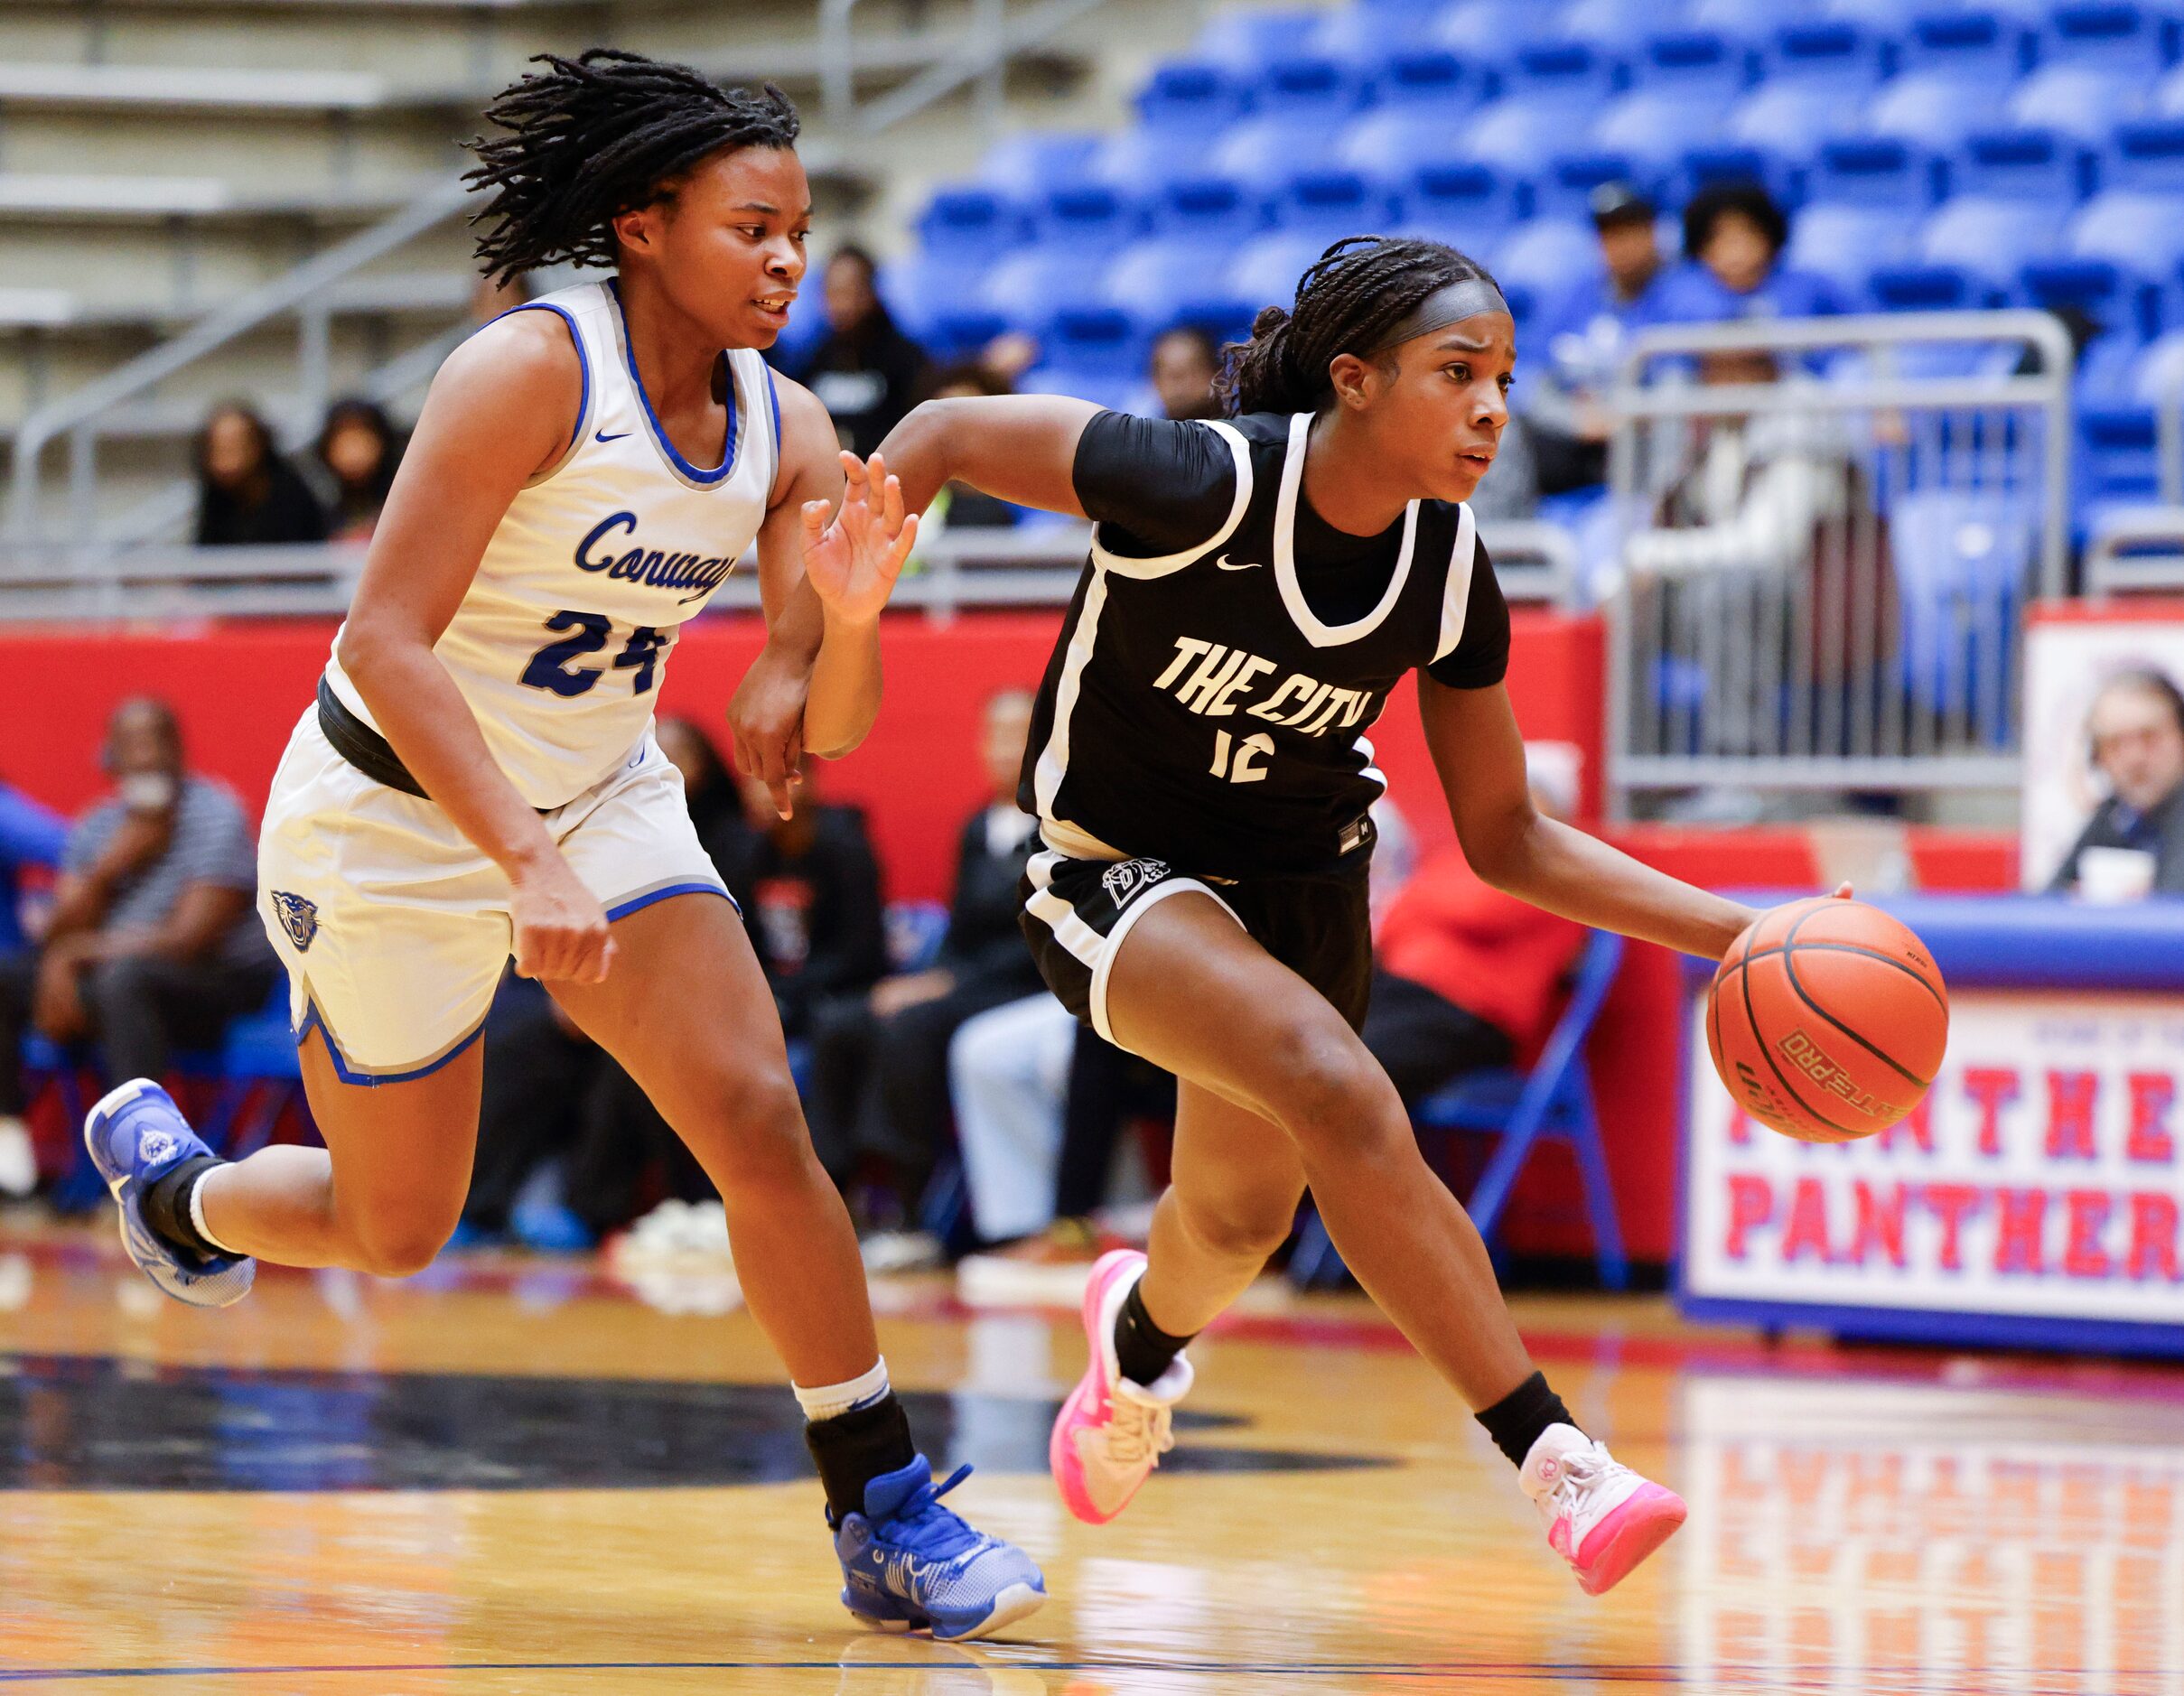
[1215,554,1260,571]
[595,430,632,443]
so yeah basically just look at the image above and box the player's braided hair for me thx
[464,49,800,282]
[1218,235,1499,416]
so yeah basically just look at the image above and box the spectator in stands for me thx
[0,779,66,1198]
[918,363,1021,532]
[1661,181,1839,326]
[2049,669,2184,898]
[0,700,276,1190]
[193,402,328,547]
[1525,182,1675,496]
[1364,749,1590,1112]
[1149,326,1224,422]
[789,245,929,458]
[805,689,1045,1233]
[313,398,404,542]
[462,718,755,1248]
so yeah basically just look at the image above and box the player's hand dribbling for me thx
[509,852,616,984]
[801,450,917,629]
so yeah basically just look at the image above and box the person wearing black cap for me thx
[1523,181,1675,495]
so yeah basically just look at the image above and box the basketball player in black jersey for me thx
[870,237,1772,1594]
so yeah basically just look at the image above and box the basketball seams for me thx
[1739,939,1947,1011]
[1778,906,1936,1093]
[1735,929,1858,1139]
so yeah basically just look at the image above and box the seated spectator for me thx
[789,245,929,458]
[918,363,1022,533]
[0,778,66,1198]
[0,700,276,1191]
[2049,669,2184,898]
[313,398,404,542]
[1525,182,1675,496]
[193,402,328,546]
[1658,181,1840,326]
[1149,326,1224,422]
[806,689,1045,1228]
[1364,750,1589,1113]
[464,718,757,1247]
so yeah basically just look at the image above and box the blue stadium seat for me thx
[977,132,1102,201]
[1464,99,1582,175]
[916,187,1026,261]
[1949,125,2088,202]
[2077,403,2161,517]
[1227,228,1333,315]
[1675,143,1805,206]
[1092,129,1221,203]
[2049,121,2184,331]
[1890,489,2036,730]
[1034,304,1148,382]
[2128,327,2184,401]
[1493,41,1623,112]
[1103,237,1254,340]
[984,247,1109,325]
[1869,12,2032,151]
[1764,19,1891,87]
[1726,84,1853,163]
[1134,60,1250,135]
[1868,263,2002,311]
[1193,7,1327,75]
[1254,52,1371,122]
[1278,168,1397,243]
[2011,64,2160,143]
[1210,114,1329,194]
[1789,139,1939,294]
[2033,1,2179,71]
[1688,0,1826,28]
[1596,34,1749,165]
[1031,182,1140,256]
[1144,174,1264,243]
[1822,0,1949,23]
[1491,219,1601,303]
[877,255,1004,354]
[1433,0,1573,49]
[1563,0,1688,50]
[1367,48,1493,113]
[1395,157,1531,243]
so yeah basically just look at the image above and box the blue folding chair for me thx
[1289,930,1630,1291]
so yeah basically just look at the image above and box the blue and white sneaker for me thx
[82,1078,254,1309]
[832,1455,1046,1642]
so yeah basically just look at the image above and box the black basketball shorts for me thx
[1018,847,1373,1049]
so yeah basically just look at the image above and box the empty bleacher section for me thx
[0,0,1168,542]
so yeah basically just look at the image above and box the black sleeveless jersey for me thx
[1019,408,1510,881]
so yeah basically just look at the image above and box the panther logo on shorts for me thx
[270,890,319,953]
[1101,858,1170,909]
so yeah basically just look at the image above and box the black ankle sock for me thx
[804,1393,916,1524]
[1477,1370,1577,1469]
[1113,1281,1194,1388]
[141,1156,225,1261]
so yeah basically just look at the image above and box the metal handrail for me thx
[7,175,473,542]
[1610,309,2077,600]
[822,0,1111,138]
[0,519,1580,624]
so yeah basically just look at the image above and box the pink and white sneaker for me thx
[1519,1423,1686,1595]
[1049,1249,1193,1524]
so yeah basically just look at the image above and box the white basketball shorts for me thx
[257,708,730,1085]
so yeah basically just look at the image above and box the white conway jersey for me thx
[322,278,780,809]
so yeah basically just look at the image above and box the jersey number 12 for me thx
[1209,729,1274,784]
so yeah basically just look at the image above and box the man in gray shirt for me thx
[0,699,275,1166]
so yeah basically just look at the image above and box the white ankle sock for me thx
[793,1357,891,1422]
[189,1169,238,1257]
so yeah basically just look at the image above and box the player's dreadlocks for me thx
[1218,236,1501,416]
[464,49,800,282]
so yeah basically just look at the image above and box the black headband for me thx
[1364,278,1512,355]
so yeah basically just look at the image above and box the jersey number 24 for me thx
[520,610,670,697]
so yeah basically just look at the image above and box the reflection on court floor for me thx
[1,1228,2180,1694]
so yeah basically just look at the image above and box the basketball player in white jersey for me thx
[80,51,1044,1641]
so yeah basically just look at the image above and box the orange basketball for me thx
[1705,897,1949,1144]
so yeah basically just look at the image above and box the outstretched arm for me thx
[876,394,1103,517]
[1419,675,1757,959]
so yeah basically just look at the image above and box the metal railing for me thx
[820,0,1115,142]
[0,519,1579,625]
[1604,311,2075,817]
[2086,508,2184,598]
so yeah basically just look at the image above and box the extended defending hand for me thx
[801,450,917,629]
